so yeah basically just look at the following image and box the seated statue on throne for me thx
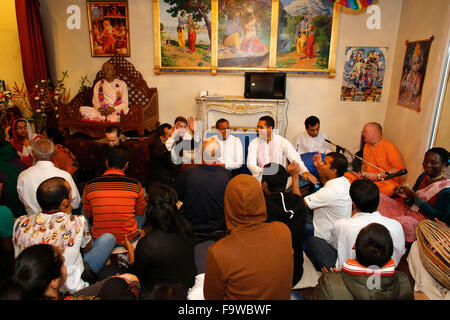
[79,61,129,122]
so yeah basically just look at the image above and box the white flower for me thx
[35,96,40,100]
[36,109,42,112]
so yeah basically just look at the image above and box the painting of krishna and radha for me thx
[158,0,337,72]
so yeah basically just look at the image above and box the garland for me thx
[98,79,122,116]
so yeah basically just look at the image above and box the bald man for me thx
[80,61,129,122]
[175,137,232,235]
[16,138,81,215]
[348,122,405,196]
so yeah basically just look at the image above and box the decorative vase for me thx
[32,111,47,135]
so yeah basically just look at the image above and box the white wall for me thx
[383,0,450,185]
[39,0,403,153]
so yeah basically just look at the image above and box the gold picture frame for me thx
[87,1,130,57]
[153,0,340,77]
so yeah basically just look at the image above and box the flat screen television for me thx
[244,72,286,99]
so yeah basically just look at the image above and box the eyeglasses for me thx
[16,126,27,130]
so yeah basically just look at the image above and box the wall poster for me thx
[340,46,387,102]
[397,37,433,112]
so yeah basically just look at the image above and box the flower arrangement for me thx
[0,89,14,140]
[29,71,71,116]
[10,71,71,134]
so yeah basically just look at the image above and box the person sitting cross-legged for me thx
[175,137,231,241]
[313,223,413,300]
[16,137,81,216]
[204,174,294,300]
[83,145,146,246]
[378,147,449,243]
[79,62,129,123]
[121,182,197,299]
[13,177,116,293]
[261,161,307,286]
[303,152,352,270]
[329,179,406,269]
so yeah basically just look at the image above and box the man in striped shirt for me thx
[83,145,146,244]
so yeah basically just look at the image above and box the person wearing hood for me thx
[203,174,293,300]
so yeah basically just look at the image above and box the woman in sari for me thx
[6,118,40,167]
[187,15,198,54]
[378,147,449,242]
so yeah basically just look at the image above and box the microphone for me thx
[325,139,346,154]
[378,169,408,181]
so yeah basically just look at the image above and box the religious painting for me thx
[398,37,433,112]
[340,46,387,102]
[217,0,272,69]
[152,0,340,76]
[156,0,212,71]
[276,0,340,75]
[87,1,130,57]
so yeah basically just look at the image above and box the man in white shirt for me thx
[247,116,318,184]
[209,118,243,171]
[16,137,81,215]
[293,115,331,155]
[330,179,406,269]
[303,152,352,270]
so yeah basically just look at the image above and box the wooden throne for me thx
[59,55,159,138]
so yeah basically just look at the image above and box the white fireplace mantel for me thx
[196,95,289,137]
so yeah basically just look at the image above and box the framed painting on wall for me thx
[340,46,387,102]
[87,1,130,57]
[397,37,433,112]
[217,0,272,70]
[152,0,340,76]
[276,0,340,76]
[154,0,213,73]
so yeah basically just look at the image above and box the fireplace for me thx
[196,95,289,136]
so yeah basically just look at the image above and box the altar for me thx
[195,95,289,136]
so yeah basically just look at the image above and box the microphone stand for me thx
[325,139,389,175]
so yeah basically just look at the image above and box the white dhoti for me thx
[79,105,129,122]
[82,78,129,123]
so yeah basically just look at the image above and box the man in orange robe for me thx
[346,122,405,196]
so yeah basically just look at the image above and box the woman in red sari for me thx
[6,118,40,167]
[378,147,449,242]
[187,15,198,53]
[305,25,316,59]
